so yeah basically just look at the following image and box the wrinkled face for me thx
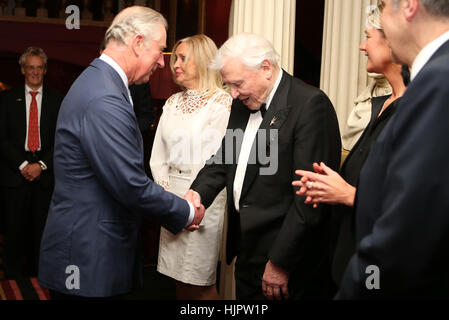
[21,55,46,90]
[134,24,167,84]
[380,0,407,64]
[172,42,199,89]
[360,28,392,73]
[221,58,271,111]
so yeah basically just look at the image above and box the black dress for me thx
[331,95,401,286]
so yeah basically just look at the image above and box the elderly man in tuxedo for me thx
[0,47,63,279]
[187,33,341,300]
[38,6,204,299]
[337,0,449,298]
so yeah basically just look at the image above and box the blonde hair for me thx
[170,34,225,91]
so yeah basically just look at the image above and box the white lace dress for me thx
[150,88,232,285]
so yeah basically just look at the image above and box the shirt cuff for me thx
[38,160,47,171]
[19,161,29,171]
[185,200,195,227]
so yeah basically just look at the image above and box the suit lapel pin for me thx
[270,117,277,126]
[16,98,23,102]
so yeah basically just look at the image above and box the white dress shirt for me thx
[411,30,449,81]
[233,69,283,212]
[99,53,194,226]
[19,85,48,171]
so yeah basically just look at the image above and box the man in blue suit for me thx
[38,6,205,299]
[337,0,449,298]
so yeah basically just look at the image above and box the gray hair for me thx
[210,33,280,70]
[366,5,382,30]
[19,47,48,67]
[104,6,167,47]
[393,0,449,17]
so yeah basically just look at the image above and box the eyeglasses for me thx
[23,65,45,71]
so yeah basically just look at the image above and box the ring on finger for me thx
[307,181,314,189]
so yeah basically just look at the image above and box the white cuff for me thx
[19,161,29,171]
[38,160,47,171]
[185,200,195,227]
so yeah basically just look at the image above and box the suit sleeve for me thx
[80,95,190,234]
[269,91,341,272]
[337,64,449,298]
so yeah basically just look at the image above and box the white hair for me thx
[104,6,167,47]
[210,33,280,70]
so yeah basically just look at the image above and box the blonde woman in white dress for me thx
[150,35,231,300]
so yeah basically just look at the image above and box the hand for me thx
[292,162,356,207]
[21,163,42,182]
[184,189,205,231]
[262,260,289,300]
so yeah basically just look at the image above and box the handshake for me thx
[184,189,205,232]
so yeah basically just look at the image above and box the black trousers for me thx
[2,182,52,279]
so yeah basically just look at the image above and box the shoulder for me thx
[165,91,182,107]
[43,86,64,102]
[210,89,232,111]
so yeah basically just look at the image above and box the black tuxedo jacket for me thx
[337,40,449,298]
[0,85,63,188]
[191,70,341,297]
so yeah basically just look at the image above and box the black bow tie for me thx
[249,104,267,118]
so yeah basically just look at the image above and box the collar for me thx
[264,68,283,111]
[411,30,449,81]
[25,84,43,95]
[99,53,130,89]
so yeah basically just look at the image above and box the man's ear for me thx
[260,59,273,79]
[21,66,25,76]
[131,34,145,56]
[403,0,419,21]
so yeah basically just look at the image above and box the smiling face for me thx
[172,42,199,90]
[21,55,46,90]
[133,24,167,84]
[220,58,272,111]
[360,28,392,74]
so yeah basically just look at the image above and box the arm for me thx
[267,92,341,283]
[80,95,190,234]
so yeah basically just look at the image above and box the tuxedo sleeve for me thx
[269,91,341,272]
[80,94,189,234]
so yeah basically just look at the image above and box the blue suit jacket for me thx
[337,40,449,298]
[38,59,190,297]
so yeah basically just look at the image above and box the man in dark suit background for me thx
[337,0,449,298]
[38,6,204,299]
[186,33,341,300]
[0,47,63,279]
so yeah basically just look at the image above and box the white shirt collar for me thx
[411,30,449,81]
[264,69,283,110]
[99,53,133,106]
[25,84,43,95]
[99,53,130,89]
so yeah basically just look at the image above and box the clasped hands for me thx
[21,163,42,182]
[292,162,356,208]
[184,189,205,232]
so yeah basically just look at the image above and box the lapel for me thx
[239,70,292,200]
[14,87,27,146]
[40,86,50,145]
